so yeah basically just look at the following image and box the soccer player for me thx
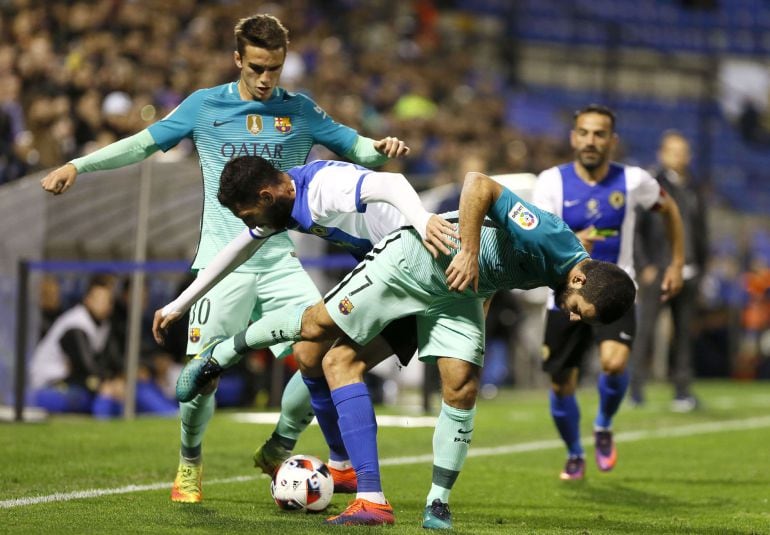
[161,171,637,527]
[532,104,685,481]
[39,14,411,503]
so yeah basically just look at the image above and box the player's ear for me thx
[234,50,242,69]
[570,271,587,287]
[259,189,274,204]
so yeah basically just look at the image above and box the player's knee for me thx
[292,344,324,375]
[600,353,628,375]
[442,379,478,409]
[322,351,364,386]
[550,368,578,396]
[551,381,576,397]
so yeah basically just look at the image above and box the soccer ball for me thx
[270,454,334,512]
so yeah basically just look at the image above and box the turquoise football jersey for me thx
[401,188,588,297]
[147,82,358,272]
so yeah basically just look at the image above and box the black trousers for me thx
[630,272,700,399]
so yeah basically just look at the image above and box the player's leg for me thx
[542,310,592,480]
[417,299,484,530]
[593,305,635,472]
[321,233,426,526]
[172,271,258,503]
[242,267,330,475]
[322,338,396,526]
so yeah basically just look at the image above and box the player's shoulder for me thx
[615,162,656,186]
[535,165,563,185]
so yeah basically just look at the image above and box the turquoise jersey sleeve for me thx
[147,88,208,151]
[344,136,389,168]
[70,129,158,173]
[300,95,358,156]
[490,188,589,283]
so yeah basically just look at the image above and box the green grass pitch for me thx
[2,380,769,534]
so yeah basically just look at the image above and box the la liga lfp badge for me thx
[508,202,539,230]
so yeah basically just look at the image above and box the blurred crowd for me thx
[0,0,571,186]
[5,1,770,413]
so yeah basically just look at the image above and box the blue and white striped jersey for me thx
[275,160,405,261]
[533,161,662,281]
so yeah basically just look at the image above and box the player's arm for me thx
[359,172,457,257]
[445,171,504,292]
[345,136,410,167]
[655,192,685,301]
[40,130,160,195]
[152,227,272,344]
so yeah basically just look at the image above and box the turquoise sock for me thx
[426,401,476,505]
[179,391,215,459]
[212,304,308,368]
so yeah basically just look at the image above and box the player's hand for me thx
[40,163,78,195]
[660,264,683,302]
[152,308,182,345]
[422,215,459,258]
[445,248,479,293]
[575,226,605,254]
[373,136,410,158]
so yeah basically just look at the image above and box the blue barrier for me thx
[25,254,359,273]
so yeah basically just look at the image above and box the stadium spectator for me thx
[29,275,122,415]
[0,72,30,184]
[531,105,685,481]
[38,274,63,339]
[631,131,709,412]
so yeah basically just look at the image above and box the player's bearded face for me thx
[571,113,614,171]
[263,194,293,228]
[554,283,574,312]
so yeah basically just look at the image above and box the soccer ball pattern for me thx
[270,454,334,512]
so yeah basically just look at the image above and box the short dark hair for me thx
[573,104,617,132]
[218,156,283,210]
[234,14,289,56]
[578,259,635,324]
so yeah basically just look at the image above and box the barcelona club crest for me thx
[189,327,201,343]
[338,297,354,315]
[508,201,539,230]
[246,114,263,135]
[274,116,292,133]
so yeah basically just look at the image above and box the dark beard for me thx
[264,196,294,229]
[553,283,575,310]
[576,147,605,171]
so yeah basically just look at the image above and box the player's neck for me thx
[236,79,274,102]
[573,161,609,185]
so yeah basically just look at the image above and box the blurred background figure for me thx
[29,275,120,415]
[631,131,709,411]
[38,274,63,339]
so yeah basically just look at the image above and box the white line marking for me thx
[3,415,769,509]
[230,412,437,428]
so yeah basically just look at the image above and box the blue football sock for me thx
[550,390,583,457]
[595,370,630,429]
[302,376,348,462]
[331,382,381,493]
